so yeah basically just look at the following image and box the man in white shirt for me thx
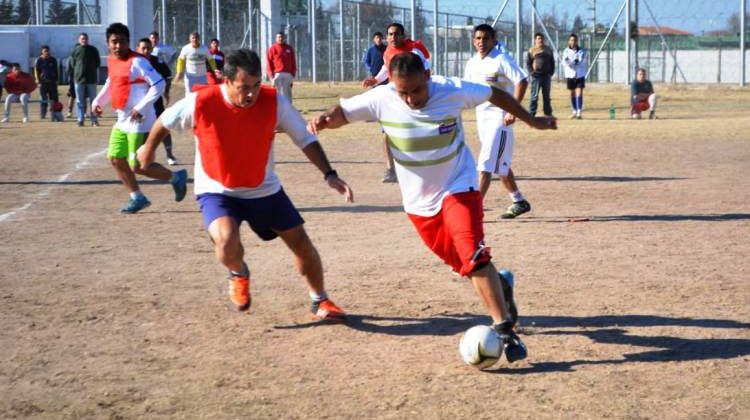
[464,24,531,219]
[137,49,352,319]
[309,51,556,362]
[149,31,176,69]
[175,32,219,97]
[562,33,587,119]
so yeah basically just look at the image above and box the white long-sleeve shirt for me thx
[562,47,587,79]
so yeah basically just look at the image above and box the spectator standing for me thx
[175,32,219,96]
[266,31,296,101]
[363,31,386,82]
[525,33,555,117]
[149,31,176,69]
[562,34,586,119]
[631,68,657,119]
[207,38,225,84]
[34,45,59,120]
[70,32,101,126]
[2,63,37,123]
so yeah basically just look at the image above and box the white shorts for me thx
[476,123,514,176]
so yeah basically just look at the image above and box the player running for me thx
[92,22,187,214]
[137,49,352,320]
[464,24,532,219]
[309,51,556,361]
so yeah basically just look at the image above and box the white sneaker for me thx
[167,158,177,165]
[1,117,8,123]
[22,117,29,123]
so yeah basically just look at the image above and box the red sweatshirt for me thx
[266,43,296,78]
[4,70,37,95]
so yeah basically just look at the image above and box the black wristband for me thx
[324,169,338,181]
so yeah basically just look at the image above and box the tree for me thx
[726,11,750,35]
[47,0,76,24]
[0,0,14,24]
[14,0,32,24]
[571,15,586,35]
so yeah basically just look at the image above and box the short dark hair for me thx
[210,38,220,44]
[373,31,383,38]
[190,32,200,38]
[473,24,496,38]
[276,31,285,37]
[224,48,261,80]
[534,32,544,39]
[387,23,405,36]
[150,31,159,37]
[389,52,425,78]
[106,22,130,41]
[79,32,88,38]
[41,45,50,51]
[138,37,151,46]
[569,33,578,40]
[11,62,21,69]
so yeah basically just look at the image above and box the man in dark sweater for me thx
[70,32,101,126]
[630,68,657,119]
[34,45,58,119]
[363,31,387,82]
[525,33,555,117]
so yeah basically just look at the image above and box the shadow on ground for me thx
[276,313,750,373]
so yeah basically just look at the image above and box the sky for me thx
[323,0,744,35]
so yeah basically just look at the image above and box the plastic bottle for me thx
[609,103,615,120]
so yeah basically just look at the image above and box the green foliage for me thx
[47,0,76,24]
[14,0,32,24]
[0,0,14,24]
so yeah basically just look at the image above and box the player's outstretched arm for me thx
[488,86,556,130]
[307,105,349,135]
[136,117,170,170]
[301,141,354,203]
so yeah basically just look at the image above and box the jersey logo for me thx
[438,121,457,134]
[485,73,499,82]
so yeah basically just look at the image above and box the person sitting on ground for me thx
[630,67,657,120]
[2,63,37,123]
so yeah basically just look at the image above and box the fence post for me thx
[444,13,449,76]
[311,0,317,83]
[433,0,438,74]
[741,0,746,87]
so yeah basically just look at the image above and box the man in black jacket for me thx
[525,33,555,117]
[34,45,59,120]
[137,38,178,165]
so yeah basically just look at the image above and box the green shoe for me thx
[501,200,531,219]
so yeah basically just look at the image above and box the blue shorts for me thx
[196,189,304,241]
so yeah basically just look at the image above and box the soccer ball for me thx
[459,325,503,370]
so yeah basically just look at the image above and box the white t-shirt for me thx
[178,44,210,75]
[152,42,176,66]
[562,47,587,79]
[340,76,491,216]
[160,85,317,199]
[464,42,527,122]
[92,55,165,133]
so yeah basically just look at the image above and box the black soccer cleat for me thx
[498,270,518,327]
[494,320,528,363]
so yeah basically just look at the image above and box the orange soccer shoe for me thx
[229,276,251,311]
[310,299,346,322]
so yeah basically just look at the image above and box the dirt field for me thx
[1,81,749,419]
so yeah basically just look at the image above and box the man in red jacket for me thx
[2,63,37,123]
[266,32,296,101]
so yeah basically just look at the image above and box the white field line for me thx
[0,148,107,223]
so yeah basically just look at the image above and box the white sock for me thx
[509,190,525,203]
[309,290,328,302]
[130,190,145,200]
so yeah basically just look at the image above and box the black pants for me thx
[154,96,175,159]
[529,74,552,117]
[39,81,59,118]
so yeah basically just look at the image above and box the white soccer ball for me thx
[459,325,503,370]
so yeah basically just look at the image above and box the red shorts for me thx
[631,100,650,114]
[407,191,491,276]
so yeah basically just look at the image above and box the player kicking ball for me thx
[309,51,556,361]
[137,49,352,320]
[92,23,188,214]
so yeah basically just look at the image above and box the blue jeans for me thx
[74,83,98,123]
[529,75,553,116]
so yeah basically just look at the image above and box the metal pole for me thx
[530,0,535,44]
[248,0,253,50]
[411,0,416,39]
[328,19,334,82]
[216,0,222,41]
[200,0,206,37]
[76,0,81,25]
[625,0,631,85]
[585,0,627,80]
[339,0,344,82]
[633,0,639,71]
[356,3,361,80]
[173,15,177,45]
[491,0,511,28]
[352,16,357,80]
[311,0,317,83]
[433,0,438,73]
[162,0,167,41]
[444,12,449,76]
[641,0,687,83]
[515,0,522,61]
[741,0,746,87]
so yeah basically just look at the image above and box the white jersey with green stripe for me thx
[340,76,492,216]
